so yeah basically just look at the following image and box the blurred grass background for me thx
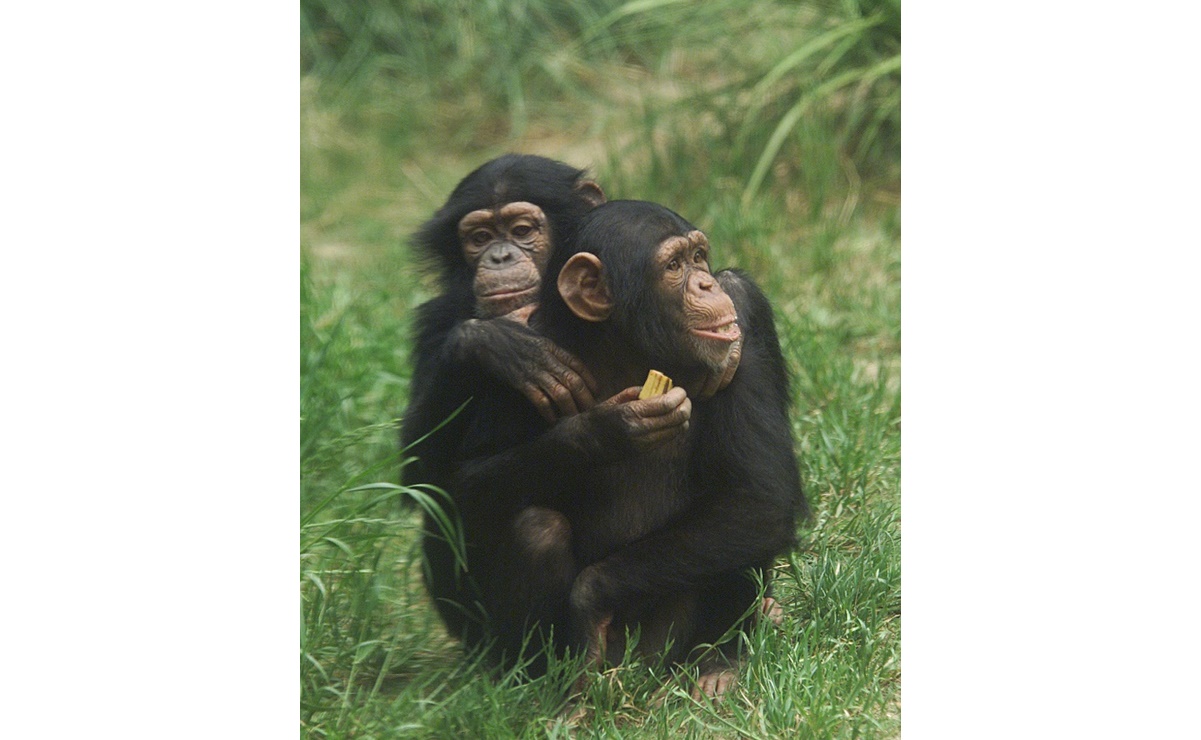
[300,0,900,736]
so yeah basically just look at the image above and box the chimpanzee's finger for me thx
[631,387,689,418]
[523,383,559,425]
[542,375,581,419]
[552,364,596,412]
[548,343,600,398]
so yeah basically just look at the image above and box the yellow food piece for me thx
[638,369,674,399]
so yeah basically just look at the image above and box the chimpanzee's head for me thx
[549,200,741,376]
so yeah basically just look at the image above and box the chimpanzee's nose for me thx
[487,244,517,265]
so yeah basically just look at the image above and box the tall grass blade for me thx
[742,53,900,204]
[738,13,887,145]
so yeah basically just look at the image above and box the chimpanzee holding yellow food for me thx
[434,199,805,698]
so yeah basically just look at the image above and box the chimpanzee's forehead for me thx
[572,200,700,267]
[458,202,546,229]
[660,230,708,250]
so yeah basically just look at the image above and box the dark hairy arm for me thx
[401,292,599,473]
[452,386,692,516]
[446,318,598,422]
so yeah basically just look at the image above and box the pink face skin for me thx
[655,230,740,371]
[459,201,552,319]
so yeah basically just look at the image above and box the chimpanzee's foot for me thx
[761,596,784,626]
[693,667,739,700]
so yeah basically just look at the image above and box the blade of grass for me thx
[742,53,900,204]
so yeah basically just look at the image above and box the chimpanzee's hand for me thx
[455,319,599,423]
[588,386,691,454]
[697,336,741,398]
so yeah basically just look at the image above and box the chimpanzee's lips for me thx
[691,318,741,343]
[481,285,538,300]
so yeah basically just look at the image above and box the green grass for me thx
[301,1,899,736]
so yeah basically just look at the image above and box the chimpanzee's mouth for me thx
[481,285,538,300]
[691,318,741,343]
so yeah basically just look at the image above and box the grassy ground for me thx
[300,1,900,736]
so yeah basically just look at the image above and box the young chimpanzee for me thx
[446,200,806,698]
[402,154,606,650]
[402,153,607,444]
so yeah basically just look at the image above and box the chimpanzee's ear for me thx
[575,180,606,208]
[558,252,613,322]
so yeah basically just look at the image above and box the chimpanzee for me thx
[443,199,806,697]
[401,154,607,445]
[401,154,608,650]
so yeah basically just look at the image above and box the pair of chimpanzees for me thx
[400,154,806,699]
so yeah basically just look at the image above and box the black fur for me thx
[402,154,599,462]
[425,199,806,675]
[400,155,602,655]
